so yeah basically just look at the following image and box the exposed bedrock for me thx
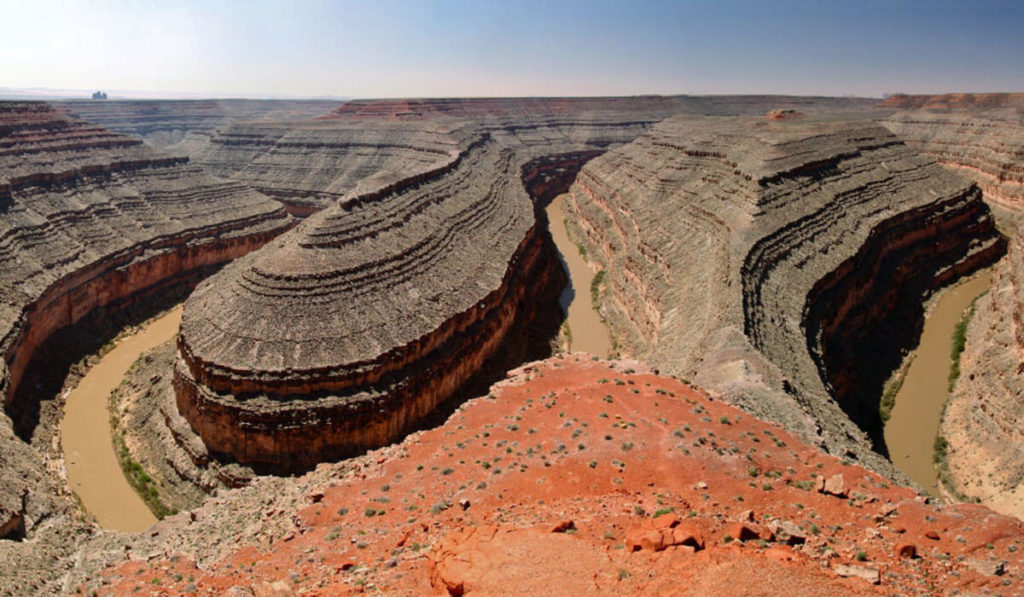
[195,96,881,216]
[0,101,291,542]
[519,150,606,204]
[54,99,340,152]
[191,121,471,215]
[882,102,1024,514]
[322,95,877,121]
[882,108,1024,210]
[564,115,1003,476]
[174,137,564,472]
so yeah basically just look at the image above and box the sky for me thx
[1,0,1022,99]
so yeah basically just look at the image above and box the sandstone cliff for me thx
[0,102,291,563]
[883,109,1024,210]
[563,115,1004,478]
[194,96,878,216]
[881,93,1024,111]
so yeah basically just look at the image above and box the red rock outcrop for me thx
[82,356,1024,596]
[562,115,1003,476]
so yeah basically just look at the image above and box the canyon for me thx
[562,115,1003,477]
[881,96,1024,518]
[1,94,1024,594]
[0,101,292,586]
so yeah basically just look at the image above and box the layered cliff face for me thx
[0,102,291,542]
[193,96,881,217]
[54,99,340,152]
[881,93,1024,111]
[175,136,563,472]
[878,102,1024,515]
[564,115,1004,475]
[191,120,471,215]
[322,95,877,121]
[882,103,1024,516]
[882,109,1024,210]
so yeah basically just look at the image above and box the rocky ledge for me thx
[563,115,1004,477]
[0,102,291,550]
[174,136,558,472]
[74,356,1024,596]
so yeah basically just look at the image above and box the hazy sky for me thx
[2,0,1022,99]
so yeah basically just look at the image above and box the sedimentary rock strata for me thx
[55,99,340,152]
[175,136,559,471]
[883,109,1024,210]
[882,103,1024,515]
[563,115,1003,474]
[194,96,879,216]
[0,101,291,543]
[191,120,471,215]
[880,100,1024,515]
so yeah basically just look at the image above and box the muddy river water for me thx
[546,194,613,358]
[884,271,992,496]
[61,305,183,532]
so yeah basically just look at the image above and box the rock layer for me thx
[54,99,340,152]
[0,102,291,543]
[563,115,1003,475]
[175,136,558,471]
[191,120,470,215]
[888,102,1024,516]
[883,109,1024,210]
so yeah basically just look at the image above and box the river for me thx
[546,194,613,358]
[883,271,992,496]
[61,305,183,532]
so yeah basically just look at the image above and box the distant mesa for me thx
[91,90,107,100]
[765,108,803,119]
[880,92,1024,110]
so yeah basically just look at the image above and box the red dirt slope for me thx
[91,355,1024,595]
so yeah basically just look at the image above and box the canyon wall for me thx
[885,100,1024,516]
[564,115,1003,476]
[54,99,340,153]
[0,102,292,541]
[192,96,880,215]
[883,109,1024,210]
[190,121,472,215]
[173,96,763,472]
[174,137,559,471]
